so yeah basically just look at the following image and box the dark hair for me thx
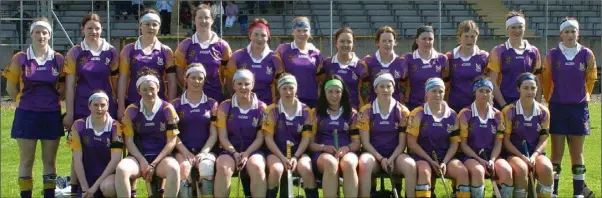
[316,75,352,120]
[251,17,268,26]
[515,72,537,88]
[81,12,101,29]
[375,26,396,44]
[506,11,525,19]
[334,27,354,44]
[137,67,159,79]
[412,26,434,51]
[193,4,213,20]
[471,75,490,96]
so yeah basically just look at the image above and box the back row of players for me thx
[4,3,596,198]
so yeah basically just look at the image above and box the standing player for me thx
[502,73,553,198]
[171,63,219,197]
[403,26,448,111]
[2,17,66,198]
[274,17,323,108]
[310,75,361,197]
[263,74,318,198]
[458,76,514,197]
[357,72,416,198]
[114,69,181,198]
[225,18,282,105]
[487,11,542,109]
[407,78,470,198]
[363,26,406,103]
[69,91,123,198]
[542,18,597,197]
[175,4,232,103]
[319,27,369,109]
[215,69,268,198]
[445,20,489,112]
[118,9,177,120]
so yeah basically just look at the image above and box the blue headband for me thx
[425,78,445,92]
[516,73,536,88]
[472,79,493,93]
[292,21,311,30]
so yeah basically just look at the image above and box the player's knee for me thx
[198,157,216,178]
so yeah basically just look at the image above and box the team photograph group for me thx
[2,2,598,198]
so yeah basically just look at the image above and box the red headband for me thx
[249,22,271,38]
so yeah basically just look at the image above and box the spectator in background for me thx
[129,0,145,20]
[115,1,131,20]
[12,6,32,45]
[246,1,269,14]
[179,1,192,29]
[156,0,174,36]
[209,1,224,34]
[225,1,238,28]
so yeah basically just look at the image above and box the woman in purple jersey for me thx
[2,17,66,198]
[263,73,318,198]
[115,68,181,198]
[215,69,267,198]
[175,4,232,103]
[318,27,369,110]
[356,72,416,197]
[225,18,283,105]
[458,76,513,198]
[69,91,123,198]
[542,18,597,198]
[407,78,469,198]
[403,26,449,111]
[487,11,542,110]
[444,20,489,112]
[363,26,407,104]
[501,73,553,198]
[118,9,177,120]
[171,63,219,197]
[309,75,361,197]
[274,17,323,108]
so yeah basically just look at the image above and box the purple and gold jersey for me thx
[262,100,313,153]
[458,103,504,153]
[275,42,323,105]
[216,94,266,151]
[312,108,359,147]
[123,99,179,157]
[407,103,460,159]
[320,53,369,109]
[404,50,448,107]
[65,40,119,118]
[363,51,407,102]
[171,92,218,152]
[68,116,123,183]
[502,100,550,154]
[542,44,598,104]
[357,100,410,157]
[2,46,65,111]
[445,46,489,109]
[226,45,282,104]
[120,38,175,103]
[487,40,541,100]
[175,32,232,102]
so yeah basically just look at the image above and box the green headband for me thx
[324,79,344,90]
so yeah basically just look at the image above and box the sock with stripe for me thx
[455,185,471,198]
[18,176,33,198]
[572,164,586,196]
[70,179,80,198]
[43,174,57,198]
[537,183,553,198]
[553,163,561,196]
[415,184,431,198]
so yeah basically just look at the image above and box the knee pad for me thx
[572,165,586,175]
[198,157,216,178]
[470,185,484,198]
[415,184,431,197]
[18,176,33,191]
[43,174,57,190]
[514,188,527,198]
[200,178,214,195]
[500,184,515,198]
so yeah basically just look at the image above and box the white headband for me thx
[560,20,579,31]
[140,13,161,24]
[136,75,160,88]
[88,92,109,104]
[30,21,52,34]
[278,75,297,89]
[373,73,395,89]
[505,16,526,29]
[186,66,206,77]
[233,69,254,82]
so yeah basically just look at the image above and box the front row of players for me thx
[70,64,553,198]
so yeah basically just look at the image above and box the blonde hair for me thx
[456,20,479,43]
